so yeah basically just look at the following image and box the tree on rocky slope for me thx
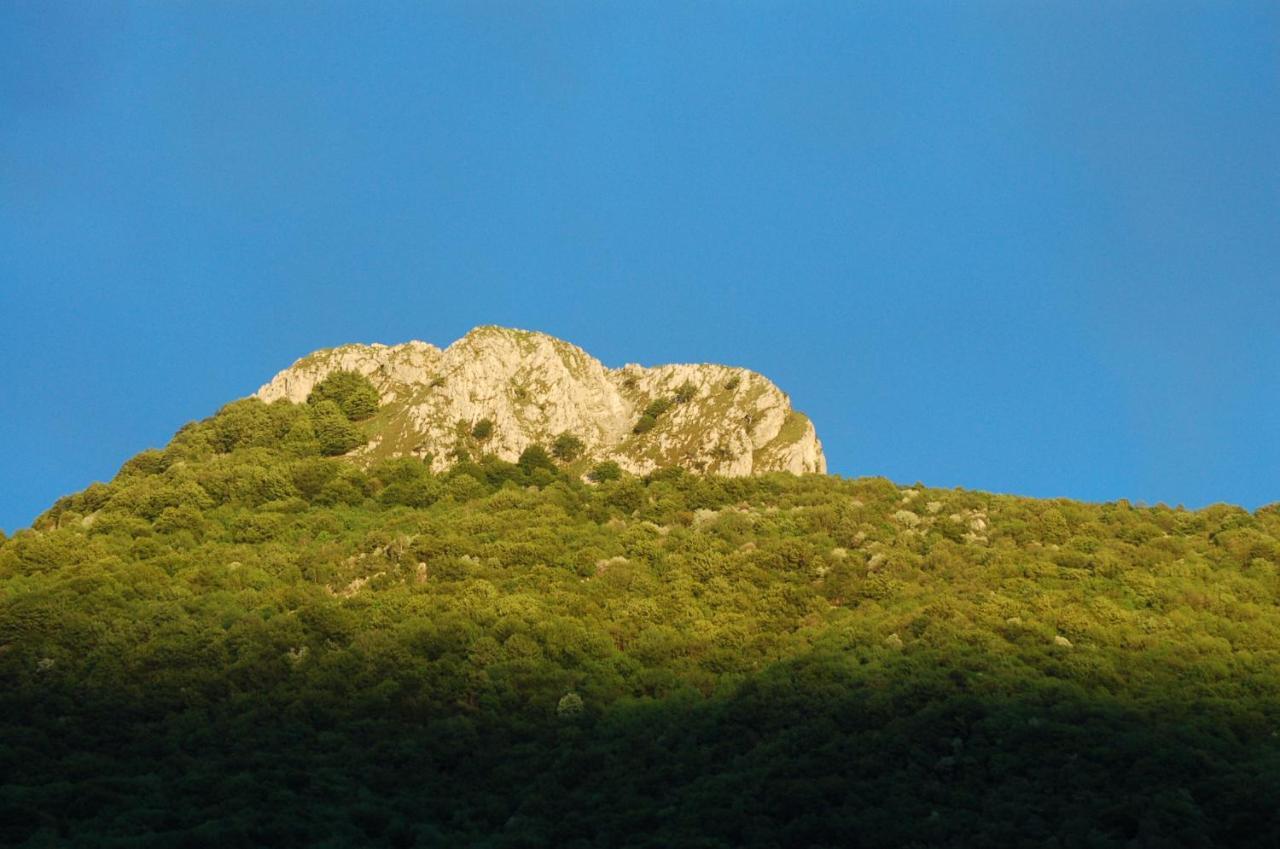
[307,370,380,421]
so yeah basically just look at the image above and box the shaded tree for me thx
[552,433,585,462]
[518,444,556,476]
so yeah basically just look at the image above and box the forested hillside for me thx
[2,381,1278,847]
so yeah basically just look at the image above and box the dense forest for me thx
[2,375,1279,847]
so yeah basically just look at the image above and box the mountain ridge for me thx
[254,325,826,477]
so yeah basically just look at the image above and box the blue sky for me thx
[2,2,1277,531]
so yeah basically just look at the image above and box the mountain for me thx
[2,339,1279,848]
[254,325,826,476]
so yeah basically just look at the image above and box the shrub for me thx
[518,444,556,476]
[195,459,296,507]
[307,371,380,421]
[643,398,673,419]
[292,458,339,501]
[634,397,675,433]
[117,449,168,479]
[445,473,488,502]
[471,418,495,440]
[604,479,644,514]
[588,461,622,483]
[310,400,365,456]
[674,381,697,404]
[557,692,585,719]
[552,433,585,462]
[315,476,365,506]
[281,415,322,456]
[211,399,303,453]
[230,513,284,544]
[380,476,443,509]
[372,458,443,508]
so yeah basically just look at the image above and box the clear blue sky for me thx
[2,2,1277,531]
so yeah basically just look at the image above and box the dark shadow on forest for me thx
[4,645,1277,849]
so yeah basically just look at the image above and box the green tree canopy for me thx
[310,399,366,456]
[517,444,556,475]
[588,460,623,482]
[306,370,381,421]
[552,432,585,462]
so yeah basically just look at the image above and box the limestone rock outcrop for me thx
[255,326,826,476]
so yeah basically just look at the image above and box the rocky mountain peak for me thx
[255,326,826,476]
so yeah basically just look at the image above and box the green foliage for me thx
[444,472,487,501]
[557,691,585,718]
[551,432,585,462]
[674,380,697,404]
[517,443,556,476]
[210,398,309,453]
[312,399,366,456]
[373,458,442,508]
[471,418,494,440]
[306,370,380,421]
[643,397,673,419]
[4,408,1280,847]
[292,456,339,500]
[588,460,623,482]
[116,448,168,478]
[634,396,676,434]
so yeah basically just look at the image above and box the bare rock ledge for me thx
[255,325,826,477]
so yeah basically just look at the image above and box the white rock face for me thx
[255,326,826,476]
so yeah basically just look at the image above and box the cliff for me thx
[255,325,826,476]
